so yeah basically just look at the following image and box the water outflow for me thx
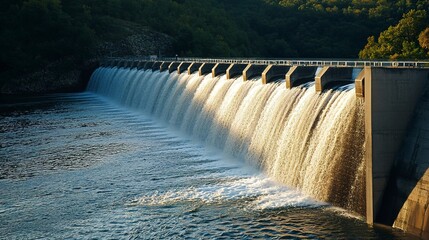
[87,67,366,215]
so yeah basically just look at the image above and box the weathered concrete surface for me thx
[355,69,365,98]
[177,62,191,74]
[380,85,429,239]
[394,169,429,239]
[315,67,353,92]
[199,63,216,76]
[243,64,267,81]
[212,63,230,77]
[365,67,429,227]
[285,66,318,89]
[188,62,202,74]
[226,64,247,79]
[168,62,180,73]
[262,65,290,84]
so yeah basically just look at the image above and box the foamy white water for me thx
[87,66,366,215]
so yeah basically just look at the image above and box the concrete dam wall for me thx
[92,59,429,238]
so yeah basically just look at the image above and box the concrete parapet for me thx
[199,63,216,76]
[177,62,192,74]
[315,67,354,92]
[152,62,162,71]
[243,64,267,81]
[168,62,180,73]
[355,69,365,97]
[160,62,171,72]
[212,63,231,77]
[364,67,429,227]
[227,64,247,79]
[188,63,203,74]
[262,65,290,84]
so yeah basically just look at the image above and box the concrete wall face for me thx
[262,65,290,84]
[286,66,318,89]
[315,67,354,92]
[365,67,429,228]
[227,64,247,79]
[168,62,180,73]
[390,86,429,238]
[188,63,202,74]
[243,64,267,81]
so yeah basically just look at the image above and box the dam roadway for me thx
[98,57,429,239]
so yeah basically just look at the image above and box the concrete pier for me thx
[177,62,192,74]
[285,66,318,89]
[152,62,162,71]
[262,65,290,84]
[355,69,365,97]
[188,62,203,74]
[212,63,231,77]
[168,62,180,73]
[315,67,354,92]
[199,63,216,76]
[226,64,247,79]
[160,62,171,72]
[243,64,267,81]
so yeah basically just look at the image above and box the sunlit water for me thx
[0,93,416,239]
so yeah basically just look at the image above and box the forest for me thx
[1,0,428,87]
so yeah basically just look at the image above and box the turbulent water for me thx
[0,67,417,239]
[88,67,366,215]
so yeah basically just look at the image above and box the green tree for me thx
[359,9,428,60]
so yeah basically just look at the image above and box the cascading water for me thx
[87,66,366,215]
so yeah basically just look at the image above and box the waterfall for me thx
[87,67,366,215]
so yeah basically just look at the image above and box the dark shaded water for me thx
[0,93,417,239]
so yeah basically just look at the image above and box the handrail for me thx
[102,57,429,68]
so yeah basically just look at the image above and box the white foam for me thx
[132,174,326,210]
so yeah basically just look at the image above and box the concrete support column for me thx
[160,62,171,72]
[212,63,231,77]
[364,67,429,225]
[168,62,180,73]
[177,62,191,74]
[315,67,354,92]
[199,63,216,76]
[262,65,290,84]
[285,66,318,89]
[152,62,162,71]
[226,64,247,79]
[188,63,203,74]
[355,69,365,98]
[243,64,267,81]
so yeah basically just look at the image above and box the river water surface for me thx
[0,93,417,239]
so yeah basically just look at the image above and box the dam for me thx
[86,58,429,238]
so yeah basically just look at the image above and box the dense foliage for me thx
[1,0,428,83]
[359,10,429,60]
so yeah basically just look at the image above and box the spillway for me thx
[87,67,366,215]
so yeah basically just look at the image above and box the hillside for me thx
[1,0,428,94]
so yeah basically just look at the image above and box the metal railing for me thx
[103,57,429,68]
